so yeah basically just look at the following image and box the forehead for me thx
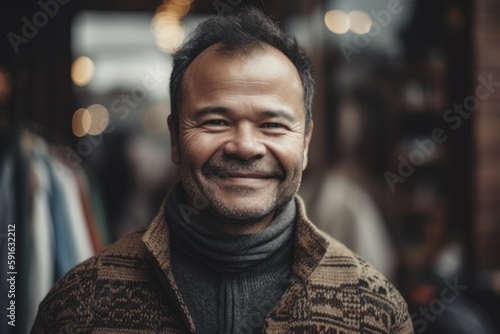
[182,42,303,101]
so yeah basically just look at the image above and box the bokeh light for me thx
[151,0,190,53]
[86,104,109,135]
[347,10,373,35]
[0,68,12,102]
[72,108,91,137]
[155,24,186,53]
[324,10,350,35]
[71,56,95,87]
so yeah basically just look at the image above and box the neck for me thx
[166,183,297,273]
[194,208,275,235]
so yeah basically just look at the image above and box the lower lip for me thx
[218,176,275,186]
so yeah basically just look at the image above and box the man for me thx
[32,7,413,334]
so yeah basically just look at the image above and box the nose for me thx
[223,124,266,161]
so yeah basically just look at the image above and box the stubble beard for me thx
[179,157,302,226]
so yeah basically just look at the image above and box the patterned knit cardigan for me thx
[32,196,414,333]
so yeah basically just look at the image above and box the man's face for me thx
[168,43,313,230]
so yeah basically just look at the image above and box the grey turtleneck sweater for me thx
[166,184,296,334]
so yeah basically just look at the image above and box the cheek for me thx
[267,136,306,171]
[179,131,221,166]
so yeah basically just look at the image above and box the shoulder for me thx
[310,232,413,333]
[32,229,151,332]
[42,228,149,302]
[57,228,150,284]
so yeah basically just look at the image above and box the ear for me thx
[167,115,180,165]
[302,121,313,171]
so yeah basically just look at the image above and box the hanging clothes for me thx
[0,127,111,333]
[28,140,56,330]
[49,154,95,266]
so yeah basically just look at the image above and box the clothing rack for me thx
[0,124,110,334]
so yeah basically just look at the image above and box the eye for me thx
[261,122,284,129]
[204,119,228,126]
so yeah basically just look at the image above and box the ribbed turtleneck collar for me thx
[166,183,296,274]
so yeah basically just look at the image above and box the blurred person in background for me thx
[310,85,397,280]
[32,7,413,334]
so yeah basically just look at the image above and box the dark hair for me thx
[169,6,314,134]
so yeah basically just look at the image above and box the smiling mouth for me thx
[224,172,273,179]
[202,158,285,181]
[221,173,274,182]
[209,171,278,187]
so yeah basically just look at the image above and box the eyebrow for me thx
[192,106,231,120]
[193,106,298,123]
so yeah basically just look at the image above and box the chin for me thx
[208,199,276,222]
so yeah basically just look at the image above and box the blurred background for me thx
[0,0,499,333]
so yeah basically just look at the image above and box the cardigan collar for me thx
[141,194,330,333]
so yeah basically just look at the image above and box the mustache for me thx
[202,157,285,179]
